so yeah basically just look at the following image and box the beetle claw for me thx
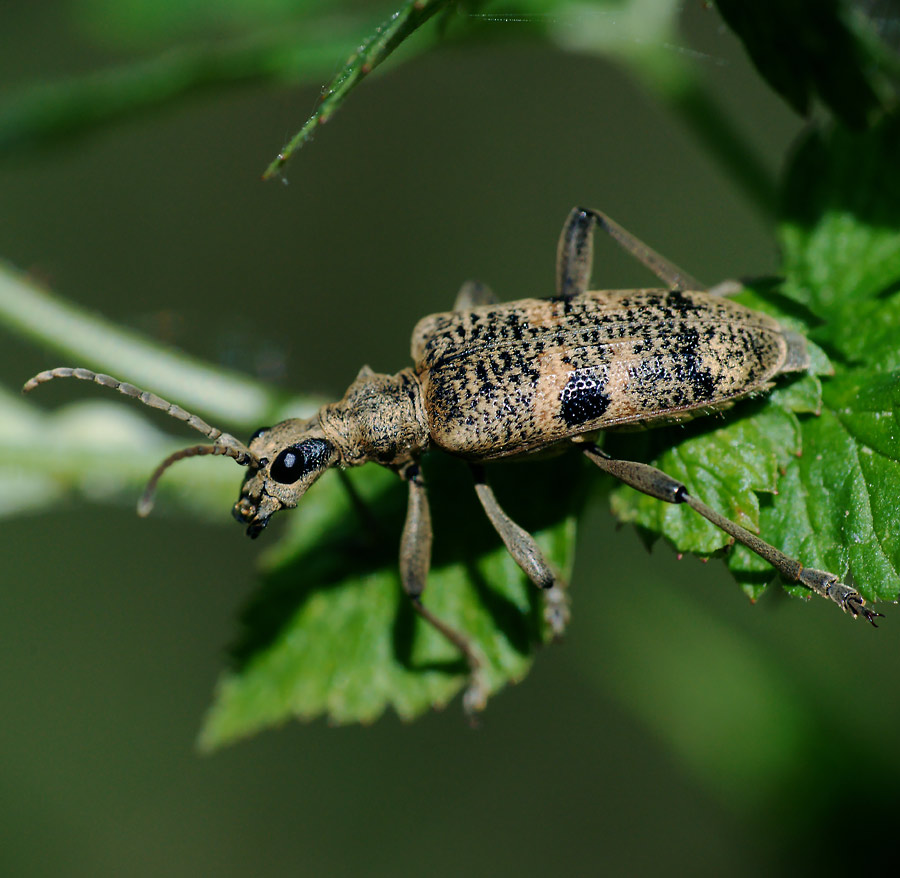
[799,568,883,626]
[845,592,884,627]
[835,586,882,627]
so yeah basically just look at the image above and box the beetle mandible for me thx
[24,207,881,712]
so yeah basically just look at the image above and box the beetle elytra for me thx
[24,207,881,712]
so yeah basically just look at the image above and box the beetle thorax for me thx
[319,366,430,468]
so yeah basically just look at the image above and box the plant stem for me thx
[0,261,290,428]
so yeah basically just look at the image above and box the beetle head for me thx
[232,418,339,538]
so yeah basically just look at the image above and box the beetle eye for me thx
[248,426,270,444]
[269,439,333,484]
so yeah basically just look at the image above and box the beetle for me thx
[24,207,881,711]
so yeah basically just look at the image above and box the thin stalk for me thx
[0,261,296,428]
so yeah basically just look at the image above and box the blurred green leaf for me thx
[75,0,333,46]
[588,572,821,811]
[0,0,776,215]
[612,112,900,607]
[714,0,900,127]
[263,0,777,210]
[0,28,361,154]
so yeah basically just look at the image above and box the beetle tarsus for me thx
[582,445,883,628]
[410,596,490,712]
[851,598,884,627]
[798,567,883,626]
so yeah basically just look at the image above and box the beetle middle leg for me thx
[469,464,570,636]
[556,207,704,299]
[454,280,497,310]
[582,445,882,624]
[397,461,489,712]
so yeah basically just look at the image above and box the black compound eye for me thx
[248,426,270,444]
[269,439,333,485]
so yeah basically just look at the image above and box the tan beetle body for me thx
[412,288,808,460]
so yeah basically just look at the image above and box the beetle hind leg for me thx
[582,445,882,624]
[556,207,704,299]
[470,464,571,637]
[398,462,490,714]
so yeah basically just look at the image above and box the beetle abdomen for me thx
[412,289,802,460]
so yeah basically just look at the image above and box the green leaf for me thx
[611,113,900,608]
[608,379,813,557]
[203,111,900,739]
[779,116,900,319]
[200,454,583,747]
[714,0,900,127]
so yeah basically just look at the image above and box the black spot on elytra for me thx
[559,370,611,426]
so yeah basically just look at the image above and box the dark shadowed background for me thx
[2,2,895,875]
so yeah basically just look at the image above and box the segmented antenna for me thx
[137,443,250,517]
[23,367,259,514]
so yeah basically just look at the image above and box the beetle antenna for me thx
[23,367,254,455]
[24,367,260,513]
[137,443,256,517]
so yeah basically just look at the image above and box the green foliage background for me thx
[2,0,900,875]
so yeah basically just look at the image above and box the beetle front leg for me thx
[470,464,570,636]
[556,207,704,299]
[398,462,489,713]
[582,445,882,625]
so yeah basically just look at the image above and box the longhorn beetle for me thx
[24,207,881,712]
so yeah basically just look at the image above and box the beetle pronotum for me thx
[25,207,880,711]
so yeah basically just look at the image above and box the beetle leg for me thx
[336,468,382,543]
[454,280,497,310]
[470,464,570,636]
[398,462,489,713]
[557,207,705,298]
[582,445,882,625]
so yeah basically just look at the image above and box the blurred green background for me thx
[2,1,896,875]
